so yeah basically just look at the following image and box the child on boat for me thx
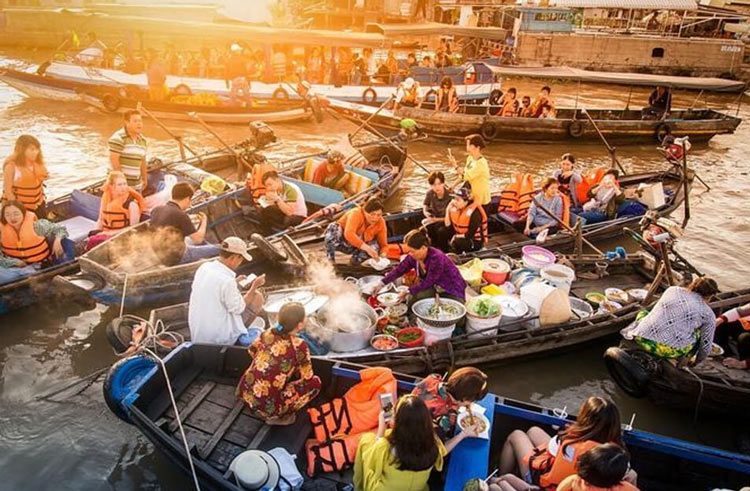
[557,443,639,491]
[236,302,321,426]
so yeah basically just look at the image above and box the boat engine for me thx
[249,121,277,148]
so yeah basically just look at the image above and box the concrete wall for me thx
[516,31,745,77]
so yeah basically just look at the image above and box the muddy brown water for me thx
[1,49,749,488]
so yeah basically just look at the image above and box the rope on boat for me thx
[683,366,705,425]
[119,274,129,319]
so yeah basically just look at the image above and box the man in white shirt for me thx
[188,237,265,345]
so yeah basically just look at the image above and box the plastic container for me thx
[540,264,576,294]
[417,318,456,346]
[493,294,530,332]
[466,311,503,338]
[481,258,511,285]
[510,268,540,291]
[521,245,556,271]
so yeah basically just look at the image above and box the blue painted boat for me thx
[104,343,750,490]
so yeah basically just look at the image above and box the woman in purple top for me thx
[376,230,466,305]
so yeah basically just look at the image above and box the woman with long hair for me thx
[2,135,49,218]
[435,76,458,113]
[496,396,624,490]
[354,394,479,491]
[1,200,73,270]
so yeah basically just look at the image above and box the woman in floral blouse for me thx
[237,302,321,426]
[410,367,488,439]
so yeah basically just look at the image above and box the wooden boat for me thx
[8,61,499,104]
[328,98,742,144]
[297,165,693,273]
[1,160,220,315]
[141,250,676,375]
[55,140,408,308]
[102,343,750,490]
[604,287,750,417]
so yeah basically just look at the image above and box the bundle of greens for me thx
[466,295,501,318]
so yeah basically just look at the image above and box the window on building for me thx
[652,48,665,58]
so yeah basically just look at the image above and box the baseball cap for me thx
[221,237,253,262]
[403,77,415,89]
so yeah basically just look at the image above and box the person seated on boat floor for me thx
[410,367,488,440]
[498,396,634,491]
[530,86,555,119]
[189,237,265,346]
[108,110,148,190]
[394,77,422,110]
[1,201,74,270]
[445,186,488,255]
[519,96,533,118]
[449,134,491,209]
[555,443,640,491]
[150,181,220,265]
[578,170,629,225]
[422,171,453,251]
[524,178,563,238]
[354,394,480,491]
[620,277,720,366]
[237,302,321,426]
[715,302,750,370]
[375,229,465,308]
[554,153,584,212]
[3,134,49,219]
[435,76,459,113]
[258,171,307,234]
[538,104,555,120]
[312,149,351,196]
[641,85,671,120]
[86,171,146,250]
[324,198,387,265]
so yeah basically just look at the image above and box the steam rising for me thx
[107,228,185,273]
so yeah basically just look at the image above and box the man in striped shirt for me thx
[108,110,148,189]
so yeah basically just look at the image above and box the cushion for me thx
[58,215,98,243]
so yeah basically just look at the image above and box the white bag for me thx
[268,448,303,491]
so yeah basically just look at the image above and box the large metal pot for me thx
[308,300,383,352]
[345,275,385,296]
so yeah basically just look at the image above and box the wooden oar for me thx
[531,196,606,256]
[581,108,627,176]
[136,102,200,160]
[350,114,432,175]
[350,94,395,139]
[187,111,244,178]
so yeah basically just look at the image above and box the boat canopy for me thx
[366,22,509,40]
[481,64,745,92]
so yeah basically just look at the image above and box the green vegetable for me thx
[398,331,420,342]
[467,295,500,318]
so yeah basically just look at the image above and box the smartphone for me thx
[379,393,394,422]
[238,273,258,289]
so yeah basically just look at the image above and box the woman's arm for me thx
[382,255,415,285]
[3,161,15,200]
[128,201,141,226]
[34,219,69,240]
[443,430,471,454]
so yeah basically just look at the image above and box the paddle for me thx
[350,94,395,139]
[187,111,244,178]
[135,102,200,160]
[349,114,432,175]
[580,108,627,176]
[531,196,606,256]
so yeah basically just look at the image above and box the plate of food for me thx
[605,288,629,304]
[599,300,623,313]
[370,334,398,351]
[377,292,402,307]
[456,411,490,439]
[710,342,725,357]
[626,288,649,302]
[585,292,606,307]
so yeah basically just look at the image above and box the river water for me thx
[1,48,749,489]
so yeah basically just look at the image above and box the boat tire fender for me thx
[480,121,499,141]
[174,84,192,96]
[424,89,436,102]
[102,94,121,112]
[103,355,158,423]
[362,88,377,104]
[604,347,650,398]
[36,61,51,76]
[568,120,585,138]
[655,123,671,143]
[273,87,289,100]
[250,233,288,263]
[489,89,503,106]
[105,316,140,355]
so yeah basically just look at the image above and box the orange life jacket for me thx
[100,186,145,231]
[306,367,397,476]
[740,317,750,331]
[449,202,488,244]
[576,167,606,206]
[498,173,523,213]
[5,161,47,211]
[383,243,406,260]
[1,211,51,264]
[517,174,536,218]
[525,439,600,490]
[245,161,276,203]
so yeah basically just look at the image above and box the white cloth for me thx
[188,260,247,345]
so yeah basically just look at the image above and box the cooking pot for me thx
[346,275,385,296]
[308,300,383,352]
[263,289,329,324]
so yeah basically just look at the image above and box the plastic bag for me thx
[268,448,304,491]
[458,258,483,287]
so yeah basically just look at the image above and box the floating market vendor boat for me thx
[328,98,741,144]
[102,343,750,490]
[55,140,408,308]
[604,288,750,417]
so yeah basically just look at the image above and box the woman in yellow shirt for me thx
[449,134,490,207]
[354,394,479,491]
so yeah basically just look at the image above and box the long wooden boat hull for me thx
[60,140,408,309]
[329,99,742,144]
[605,287,750,417]
[106,343,750,490]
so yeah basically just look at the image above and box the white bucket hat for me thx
[403,77,415,89]
[229,450,281,490]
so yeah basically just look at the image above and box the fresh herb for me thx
[467,295,501,318]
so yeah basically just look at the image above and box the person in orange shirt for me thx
[312,150,351,196]
[2,135,49,219]
[324,199,387,264]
